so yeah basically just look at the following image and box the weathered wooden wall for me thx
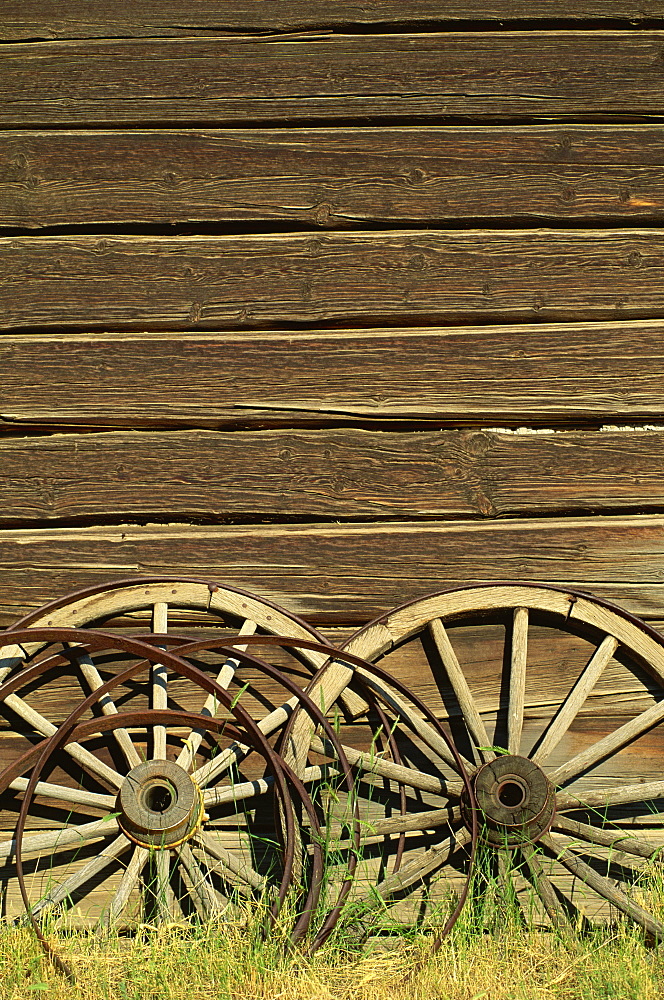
[2,2,664,642]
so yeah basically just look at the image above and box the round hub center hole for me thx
[498,780,526,808]
[145,783,174,813]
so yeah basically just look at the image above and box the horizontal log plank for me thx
[2,231,664,331]
[6,126,664,229]
[0,516,662,625]
[4,3,664,40]
[4,33,664,125]
[1,428,664,523]
[2,321,664,429]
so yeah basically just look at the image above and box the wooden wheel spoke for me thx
[533,635,619,766]
[430,618,493,763]
[520,842,574,938]
[152,849,174,924]
[194,832,266,892]
[495,848,511,895]
[176,618,258,772]
[177,843,222,917]
[30,834,131,918]
[495,848,526,924]
[203,763,339,810]
[0,643,27,684]
[339,807,461,852]
[191,745,248,789]
[192,698,295,788]
[557,779,664,813]
[541,834,664,940]
[550,698,664,787]
[354,668,470,773]
[552,814,661,861]
[9,777,116,811]
[311,734,462,798]
[151,602,169,761]
[66,644,142,770]
[98,844,149,929]
[507,607,529,755]
[3,691,123,789]
[204,775,275,810]
[0,818,120,863]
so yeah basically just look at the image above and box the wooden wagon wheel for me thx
[0,578,338,928]
[324,584,664,939]
[0,620,476,947]
[0,628,361,943]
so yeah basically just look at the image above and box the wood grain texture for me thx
[4,3,664,40]
[2,321,664,429]
[6,126,664,229]
[3,231,664,331]
[0,427,663,523]
[0,515,662,625]
[4,33,664,125]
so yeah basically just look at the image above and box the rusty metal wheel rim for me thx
[272,636,478,953]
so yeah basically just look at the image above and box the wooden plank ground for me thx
[5,126,664,229]
[3,231,664,331]
[0,428,663,524]
[0,516,661,625]
[4,33,664,125]
[3,3,664,39]
[2,321,664,429]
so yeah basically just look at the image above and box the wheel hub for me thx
[461,754,555,846]
[117,759,205,849]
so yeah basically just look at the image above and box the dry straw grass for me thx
[3,846,664,998]
[1,911,663,1000]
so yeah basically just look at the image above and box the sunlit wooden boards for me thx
[1,322,664,430]
[0,427,662,523]
[4,127,664,228]
[3,2,664,40]
[0,516,661,626]
[3,231,664,330]
[4,33,664,125]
